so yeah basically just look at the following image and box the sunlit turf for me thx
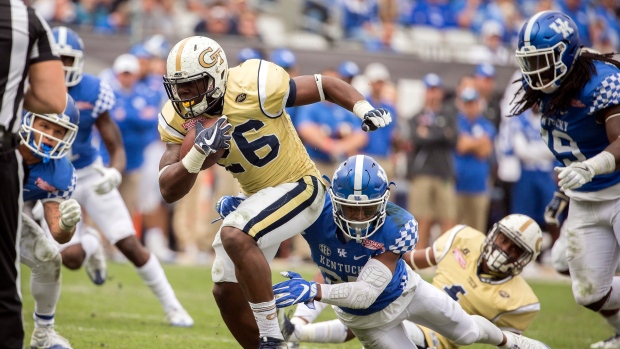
[18,262,609,348]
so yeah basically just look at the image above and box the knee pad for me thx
[583,289,612,312]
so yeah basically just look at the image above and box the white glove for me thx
[59,199,81,232]
[555,162,595,191]
[92,164,122,195]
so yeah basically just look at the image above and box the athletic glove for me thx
[215,195,245,220]
[362,108,392,132]
[92,164,122,195]
[273,271,318,309]
[544,191,569,225]
[555,162,595,191]
[58,199,82,232]
[194,116,232,156]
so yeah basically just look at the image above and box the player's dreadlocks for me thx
[511,51,620,117]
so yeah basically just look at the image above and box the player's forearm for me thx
[322,76,366,111]
[45,215,74,244]
[158,162,199,203]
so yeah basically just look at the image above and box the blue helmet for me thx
[270,48,296,69]
[52,26,85,87]
[329,155,391,242]
[20,94,80,162]
[143,34,171,59]
[238,48,262,64]
[338,61,360,79]
[515,10,581,94]
[129,43,152,59]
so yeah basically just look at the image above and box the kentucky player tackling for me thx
[512,10,620,348]
[157,36,391,348]
[19,94,81,349]
[277,214,543,349]
[52,26,193,326]
[267,155,548,349]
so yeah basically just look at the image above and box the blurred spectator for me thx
[140,0,176,37]
[469,20,512,65]
[361,62,397,181]
[364,20,401,52]
[235,9,260,40]
[32,0,76,24]
[404,0,456,29]
[295,69,368,178]
[558,0,594,48]
[404,73,458,249]
[237,47,264,64]
[337,60,360,84]
[474,63,501,129]
[341,0,379,40]
[507,108,560,248]
[594,0,620,51]
[454,87,496,232]
[194,4,235,35]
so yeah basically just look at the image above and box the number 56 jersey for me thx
[158,59,321,196]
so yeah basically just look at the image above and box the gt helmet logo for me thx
[199,47,225,68]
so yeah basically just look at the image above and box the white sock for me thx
[31,256,61,327]
[250,299,282,340]
[81,233,99,261]
[299,319,348,343]
[135,253,182,312]
[403,321,426,347]
[292,300,327,324]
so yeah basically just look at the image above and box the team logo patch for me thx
[181,116,207,130]
[319,244,331,256]
[452,248,467,269]
[571,99,586,108]
[235,93,247,103]
[362,239,384,251]
[35,178,57,192]
[499,290,510,298]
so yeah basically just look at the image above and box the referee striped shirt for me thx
[0,0,59,134]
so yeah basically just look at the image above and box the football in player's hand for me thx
[179,117,227,171]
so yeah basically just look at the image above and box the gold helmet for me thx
[163,36,228,119]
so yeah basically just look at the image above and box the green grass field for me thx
[19,262,608,348]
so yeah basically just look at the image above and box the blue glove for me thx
[362,108,391,132]
[544,191,569,225]
[215,195,245,220]
[273,271,318,309]
[194,116,232,156]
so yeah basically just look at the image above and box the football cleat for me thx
[166,307,194,327]
[591,334,620,349]
[258,336,288,349]
[502,332,550,349]
[83,228,107,285]
[277,309,298,348]
[30,326,72,349]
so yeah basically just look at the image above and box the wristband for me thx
[181,146,207,174]
[314,74,325,102]
[425,248,434,266]
[409,251,419,270]
[352,100,374,120]
[584,151,616,175]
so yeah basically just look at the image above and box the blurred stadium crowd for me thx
[28,0,619,270]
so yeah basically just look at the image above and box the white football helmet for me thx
[163,36,228,119]
[481,214,543,278]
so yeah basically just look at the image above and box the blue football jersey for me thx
[303,198,418,316]
[540,60,620,192]
[68,73,116,169]
[23,157,77,202]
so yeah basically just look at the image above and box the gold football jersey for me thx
[158,59,321,195]
[421,225,540,349]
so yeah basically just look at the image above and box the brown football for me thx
[179,117,227,171]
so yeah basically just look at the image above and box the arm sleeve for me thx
[28,7,59,64]
[319,258,392,309]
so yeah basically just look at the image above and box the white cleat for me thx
[166,307,194,327]
[84,228,107,285]
[591,334,620,349]
[30,326,72,349]
[502,331,550,349]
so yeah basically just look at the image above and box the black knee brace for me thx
[585,288,613,312]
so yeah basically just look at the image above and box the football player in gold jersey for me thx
[279,214,543,349]
[156,36,392,349]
